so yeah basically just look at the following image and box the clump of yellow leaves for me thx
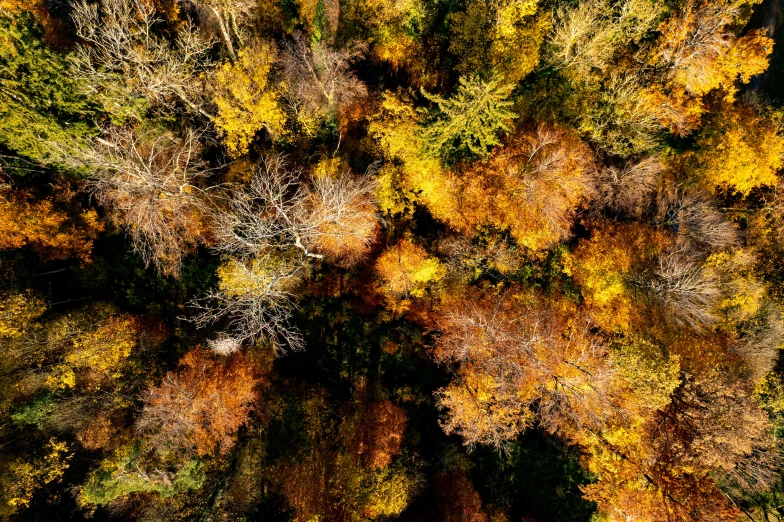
[212,40,287,157]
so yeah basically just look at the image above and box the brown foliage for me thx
[281,33,368,131]
[356,400,407,469]
[137,349,260,457]
[434,470,489,522]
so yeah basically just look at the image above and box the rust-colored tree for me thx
[355,400,408,469]
[137,349,259,457]
[447,126,596,251]
[433,289,621,449]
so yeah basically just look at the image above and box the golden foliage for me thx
[690,103,784,195]
[1,438,72,516]
[0,292,45,339]
[652,1,771,98]
[0,185,103,263]
[375,239,445,300]
[569,222,673,332]
[434,290,624,448]
[212,40,287,156]
[44,307,143,390]
[449,0,549,83]
[368,91,454,217]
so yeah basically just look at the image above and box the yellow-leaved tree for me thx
[569,222,673,333]
[689,103,784,195]
[449,0,549,83]
[212,39,287,156]
[375,239,445,302]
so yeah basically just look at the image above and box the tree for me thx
[0,183,103,263]
[374,239,445,300]
[434,469,489,522]
[433,290,621,449]
[0,292,45,339]
[79,126,214,277]
[447,125,596,251]
[71,0,212,117]
[211,39,287,156]
[595,155,662,217]
[214,154,379,264]
[668,194,739,253]
[189,0,258,61]
[651,0,772,99]
[583,369,778,522]
[0,11,99,169]
[76,442,205,509]
[689,102,784,196]
[0,438,72,517]
[421,74,517,161]
[355,400,407,469]
[367,90,451,217]
[281,33,368,133]
[449,0,549,83]
[44,309,144,390]
[548,0,664,76]
[570,222,673,333]
[137,349,259,457]
[635,250,724,331]
[190,253,305,351]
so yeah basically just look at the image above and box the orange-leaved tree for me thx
[137,349,260,457]
[433,288,623,449]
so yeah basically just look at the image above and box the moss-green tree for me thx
[420,74,517,161]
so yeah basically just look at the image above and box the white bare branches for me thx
[596,155,662,216]
[207,332,243,356]
[214,154,378,263]
[82,126,215,277]
[189,255,305,352]
[636,250,723,330]
[71,0,213,117]
[193,155,377,353]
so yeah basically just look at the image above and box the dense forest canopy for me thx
[2,0,784,520]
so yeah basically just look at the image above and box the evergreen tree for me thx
[420,74,517,161]
[0,12,99,171]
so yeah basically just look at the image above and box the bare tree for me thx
[214,154,378,264]
[673,195,739,253]
[635,250,723,330]
[189,254,305,352]
[185,0,258,61]
[733,304,784,382]
[281,33,368,127]
[596,155,662,216]
[71,0,213,117]
[80,126,215,277]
